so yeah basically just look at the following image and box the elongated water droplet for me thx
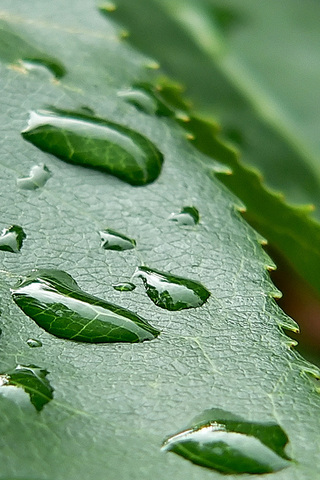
[162,409,291,474]
[134,266,210,311]
[113,282,136,292]
[26,338,42,348]
[11,269,159,343]
[0,225,26,253]
[17,164,52,190]
[21,109,163,186]
[117,88,158,115]
[100,229,136,251]
[0,364,53,411]
[169,206,199,226]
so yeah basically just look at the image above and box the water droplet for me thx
[162,409,291,474]
[0,364,53,411]
[17,164,52,190]
[21,109,163,186]
[134,266,210,311]
[11,269,159,343]
[26,338,42,348]
[169,206,199,226]
[0,24,65,79]
[117,88,158,115]
[22,58,65,79]
[0,225,26,253]
[100,229,136,251]
[131,83,176,117]
[113,282,136,292]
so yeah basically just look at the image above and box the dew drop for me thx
[169,206,199,226]
[134,266,210,311]
[0,25,66,79]
[26,338,42,348]
[129,83,176,117]
[113,282,136,292]
[17,164,52,190]
[117,88,158,115]
[11,269,159,343]
[100,229,136,251]
[0,225,26,253]
[21,109,163,186]
[0,364,53,411]
[162,408,292,474]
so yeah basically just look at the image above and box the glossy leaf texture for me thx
[110,0,320,299]
[0,2,319,480]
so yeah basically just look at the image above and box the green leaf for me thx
[108,0,320,299]
[111,0,320,208]
[0,2,319,480]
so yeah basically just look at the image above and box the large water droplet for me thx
[169,206,199,226]
[21,109,163,186]
[0,364,53,411]
[113,282,136,292]
[134,266,210,311]
[17,164,52,190]
[11,269,159,343]
[162,409,291,474]
[100,229,136,251]
[0,225,26,253]
[26,338,42,348]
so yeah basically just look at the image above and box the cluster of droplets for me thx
[0,73,293,474]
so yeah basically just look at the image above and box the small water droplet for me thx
[26,338,42,348]
[0,25,66,79]
[100,229,136,251]
[113,282,136,292]
[11,269,159,343]
[21,109,163,186]
[134,266,210,311]
[22,58,65,79]
[0,364,53,411]
[0,225,26,253]
[17,164,52,190]
[162,408,292,474]
[131,83,176,117]
[117,88,158,115]
[169,206,199,226]
[18,59,64,79]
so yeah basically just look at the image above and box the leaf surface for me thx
[0,2,319,480]
[109,0,320,298]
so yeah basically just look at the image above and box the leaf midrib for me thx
[158,0,320,190]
